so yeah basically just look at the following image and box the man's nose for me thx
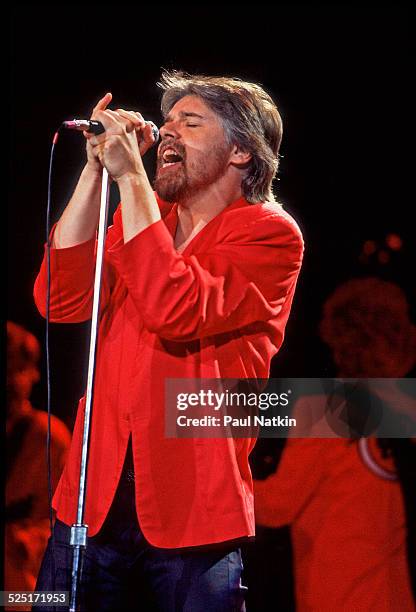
[160,121,179,140]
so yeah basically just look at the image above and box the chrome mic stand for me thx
[69,168,110,612]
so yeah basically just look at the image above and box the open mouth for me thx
[161,148,184,169]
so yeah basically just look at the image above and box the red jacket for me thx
[34,195,303,548]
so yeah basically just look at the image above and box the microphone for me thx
[62,119,160,143]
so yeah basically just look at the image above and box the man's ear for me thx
[229,144,252,168]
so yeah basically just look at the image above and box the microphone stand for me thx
[69,168,110,612]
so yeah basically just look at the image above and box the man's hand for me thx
[84,93,157,181]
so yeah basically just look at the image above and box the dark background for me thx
[9,4,414,428]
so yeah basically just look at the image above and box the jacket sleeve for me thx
[33,226,98,323]
[106,212,304,341]
[32,201,169,324]
[254,438,326,526]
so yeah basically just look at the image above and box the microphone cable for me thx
[45,127,61,602]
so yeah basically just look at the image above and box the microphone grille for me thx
[146,121,160,144]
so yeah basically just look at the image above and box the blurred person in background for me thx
[6,321,71,604]
[249,277,416,611]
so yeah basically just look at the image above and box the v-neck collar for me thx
[163,196,249,255]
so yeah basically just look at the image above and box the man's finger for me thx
[137,122,157,155]
[141,122,157,145]
[92,92,113,115]
[116,109,146,133]
[93,109,123,132]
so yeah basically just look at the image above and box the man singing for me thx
[34,71,304,611]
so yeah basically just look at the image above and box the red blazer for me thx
[33,195,303,548]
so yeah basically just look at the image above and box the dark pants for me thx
[35,440,247,611]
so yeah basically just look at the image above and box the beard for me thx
[154,141,231,203]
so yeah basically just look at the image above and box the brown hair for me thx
[158,70,283,204]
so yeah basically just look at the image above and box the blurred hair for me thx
[7,321,40,369]
[158,70,283,204]
[320,278,411,343]
[319,277,416,375]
